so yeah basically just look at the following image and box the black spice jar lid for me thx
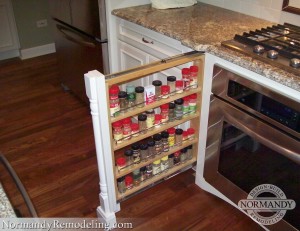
[147,140,155,147]
[131,143,140,150]
[175,98,184,105]
[152,80,162,86]
[118,91,127,98]
[117,176,125,182]
[140,166,147,172]
[135,86,144,93]
[138,114,147,121]
[153,134,162,141]
[168,154,174,158]
[175,128,183,135]
[169,102,175,109]
[161,131,169,138]
[187,145,193,149]
[124,149,133,156]
[167,76,176,82]
[181,147,188,153]
[140,143,148,150]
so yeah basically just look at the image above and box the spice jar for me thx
[175,80,184,94]
[183,96,190,117]
[147,140,155,158]
[154,114,162,127]
[140,143,149,161]
[146,109,155,130]
[133,169,141,186]
[161,85,170,99]
[145,164,153,179]
[161,131,169,152]
[124,149,133,166]
[153,134,162,156]
[152,160,161,175]
[109,85,120,117]
[180,148,187,164]
[168,103,176,122]
[167,127,176,148]
[174,98,184,120]
[138,114,147,134]
[189,94,197,114]
[131,144,141,164]
[116,157,126,171]
[167,76,176,96]
[117,177,126,193]
[190,65,198,89]
[135,86,145,108]
[174,151,181,166]
[125,175,133,189]
[152,80,162,101]
[118,91,128,113]
[160,104,169,124]
[112,121,123,144]
[126,85,136,110]
[183,130,188,142]
[140,166,147,182]
[175,128,183,146]
[168,154,174,169]
[122,117,132,140]
[161,156,169,172]
[187,128,195,140]
[131,123,139,137]
[182,68,190,91]
[187,145,193,160]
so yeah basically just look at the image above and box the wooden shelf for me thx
[115,138,198,178]
[113,112,200,151]
[110,87,201,123]
[116,157,197,200]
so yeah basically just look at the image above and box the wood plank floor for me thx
[0,54,263,230]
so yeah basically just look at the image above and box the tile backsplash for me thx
[198,0,300,26]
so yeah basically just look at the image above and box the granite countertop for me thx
[0,183,16,218]
[112,3,300,92]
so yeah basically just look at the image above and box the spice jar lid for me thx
[124,149,133,156]
[189,94,197,99]
[183,131,189,137]
[153,160,161,165]
[167,127,176,134]
[183,96,190,101]
[146,109,154,114]
[112,121,122,128]
[187,145,193,149]
[190,65,199,72]
[140,166,147,172]
[131,143,140,150]
[140,143,148,150]
[122,117,132,125]
[116,157,126,166]
[168,154,174,158]
[175,128,183,135]
[126,85,135,93]
[169,102,175,109]
[174,151,181,157]
[147,140,155,147]
[182,68,190,75]
[161,156,168,161]
[109,85,120,94]
[161,85,170,92]
[155,114,162,120]
[152,80,162,86]
[153,134,162,141]
[135,86,144,93]
[187,128,195,135]
[138,114,147,121]
[117,176,125,182]
[167,76,176,82]
[175,80,184,87]
[118,91,127,98]
[131,123,139,130]
[160,104,169,110]
[181,148,187,153]
[125,175,133,184]
[161,131,169,138]
[175,98,184,105]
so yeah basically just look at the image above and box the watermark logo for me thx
[238,184,296,225]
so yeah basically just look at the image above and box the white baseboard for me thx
[0,49,20,61]
[20,43,56,60]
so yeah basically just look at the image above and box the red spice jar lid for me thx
[174,151,181,157]
[190,65,199,72]
[189,93,197,99]
[160,104,169,110]
[112,121,122,128]
[116,157,126,166]
[182,68,190,75]
[167,127,176,134]
[125,175,133,184]
[155,114,162,120]
[175,80,184,87]
[109,85,120,94]
[183,131,189,138]
[187,128,195,135]
[183,96,190,102]
[131,123,139,130]
[161,85,170,92]
[122,117,132,125]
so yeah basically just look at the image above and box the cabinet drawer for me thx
[117,19,192,59]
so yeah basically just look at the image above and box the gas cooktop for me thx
[222,23,300,76]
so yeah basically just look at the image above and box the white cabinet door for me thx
[0,0,19,60]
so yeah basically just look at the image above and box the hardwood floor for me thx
[0,54,262,230]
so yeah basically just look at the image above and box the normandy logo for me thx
[238,184,296,225]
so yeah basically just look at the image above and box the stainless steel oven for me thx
[204,65,300,231]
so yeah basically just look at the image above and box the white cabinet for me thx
[0,0,20,60]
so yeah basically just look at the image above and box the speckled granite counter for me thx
[0,183,16,218]
[112,3,300,92]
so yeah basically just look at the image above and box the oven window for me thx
[219,122,299,229]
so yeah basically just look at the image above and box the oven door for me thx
[204,96,300,231]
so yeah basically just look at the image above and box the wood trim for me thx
[282,0,300,15]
